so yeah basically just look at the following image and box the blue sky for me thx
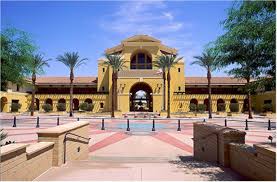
[1,1,233,77]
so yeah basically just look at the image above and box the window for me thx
[130,52,152,69]
[178,86,181,91]
[100,102,104,108]
[102,86,105,91]
[102,68,105,72]
[178,68,181,72]
[264,100,272,104]
[16,84,20,91]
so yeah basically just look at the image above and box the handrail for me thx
[63,132,91,164]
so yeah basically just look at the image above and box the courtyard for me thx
[1,113,275,180]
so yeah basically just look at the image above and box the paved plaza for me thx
[0,113,275,180]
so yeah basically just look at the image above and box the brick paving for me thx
[0,113,275,180]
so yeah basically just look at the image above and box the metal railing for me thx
[63,132,91,164]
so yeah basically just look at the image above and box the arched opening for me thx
[129,82,153,112]
[73,98,79,110]
[85,98,92,104]
[45,98,53,106]
[243,98,249,112]
[35,98,40,110]
[1,97,8,112]
[204,99,209,111]
[58,98,66,104]
[217,99,225,112]
[130,50,152,69]
[230,98,238,104]
[190,99,198,105]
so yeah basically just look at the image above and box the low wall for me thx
[193,122,246,166]
[193,122,276,181]
[230,143,276,181]
[0,142,54,181]
[37,120,90,166]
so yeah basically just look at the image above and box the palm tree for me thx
[57,52,88,117]
[156,54,183,118]
[191,49,217,119]
[30,54,50,116]
[103,53,126,118]
[154,56,166,111]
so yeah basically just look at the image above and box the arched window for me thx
[230,98,238,104]
[190,99,198,105]
[45,98,53,106]
[131,52,152,69]
[73,98,79,110]
[204,99,209,111]
[85,98,92,104]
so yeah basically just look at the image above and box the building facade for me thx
[1,35,275,115]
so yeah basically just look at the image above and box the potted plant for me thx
[197,104,206,114]
[216,103,226,115]
[11,103,22,113]
[189,103,197,116]
[261,103,273,116]
[42,104,53,113]
[56,103,66,112]
[79,102,88,112]
[228,103,239,116]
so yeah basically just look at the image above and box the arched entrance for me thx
[1,97,8,112]
[73,98,79,110]
[129,82,153,112]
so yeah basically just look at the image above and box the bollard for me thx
[203,119,206,122]
[224,119,227,127]
[77,117,80,121]
[177,119,181,131]
[57,117,60,126]
[245,119,248,130]
[152,119,155,131]
[13,116,16,127]
[101,118,105,130]
[126,119,130,131]
[268,119,271,130]
[36,117,40,128]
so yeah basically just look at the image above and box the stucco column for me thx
[66,99,70,112]
[238,101,243,113]
[226,100,230,112]
[212,100,217,112]
[52,100,58,112]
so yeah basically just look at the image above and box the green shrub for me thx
[56,103,66,111]
[87,103,94,111]
[229,103,239,112]
[189,103,197,112]
[217,103,226,112]
[42,104,53,112]
[11,103,21,112]
[262,103,273,112]
[79,102,88,111]
[197,104,206,113]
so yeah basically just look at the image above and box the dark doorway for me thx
[130,82,153,112]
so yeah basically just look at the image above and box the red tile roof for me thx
[35,76,97,86]
[185,77,247,85]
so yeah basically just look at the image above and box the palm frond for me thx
[57,52,88,71]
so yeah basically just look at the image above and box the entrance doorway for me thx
[130,82,153,112]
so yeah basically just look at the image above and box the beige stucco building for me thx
[1,35,275,115]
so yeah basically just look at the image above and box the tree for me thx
[57,52,88,117]
[154,56,167,111]
[214,1,275,119]
[103,53,126,117]
[30,54,50,116]
[192,48,218,118]
[156,54,182,118]
[1,28,36,90]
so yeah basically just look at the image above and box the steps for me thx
[123,112,160,118]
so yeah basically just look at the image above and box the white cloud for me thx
[163,12,173,20]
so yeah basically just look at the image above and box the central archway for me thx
[129,82,153,112]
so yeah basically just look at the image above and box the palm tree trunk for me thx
[31,73,36,116]
[111,72,115,118]
[247,78,253,119]
[207,69,212,119]
[115,72,118,111]
[69,71,74,117]
[167,69,171,118]
[163,70,166,111]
